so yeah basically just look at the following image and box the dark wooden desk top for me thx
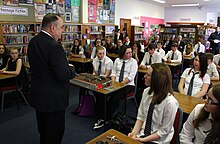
[164,61,182,67]
[211,80,220,86]
[107,53,119,58]
[183,56,193,60]
[67,56,92,63]
[138,67,148,74]
[86,129,142,144]
[173,91,204,114]
[0,73,17,80]
[70,79,127,95]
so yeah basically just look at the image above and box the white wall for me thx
[115,0,165,26]
[165,6,220,25]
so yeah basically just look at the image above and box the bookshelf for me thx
[61,23,82,53]
[0,22,41,61]
[159,26,178,42]
[131,26,144,43]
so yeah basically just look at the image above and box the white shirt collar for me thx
[41,30,53,38]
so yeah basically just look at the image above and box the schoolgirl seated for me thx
[70,38,85,58]
[128,63,179,143]
[0,47,27,88]
[206,53,219,81]
[91,38,106,59]
[178,53,210,98]
[180,84,220,144]
[0,43,9,70]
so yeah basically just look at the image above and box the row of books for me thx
[3,35,34,45]
[62,34,81,41]
[64,25,79,33]
[3,24,41,33]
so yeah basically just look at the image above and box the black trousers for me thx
[36,110,65,144]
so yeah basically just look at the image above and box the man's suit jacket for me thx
[28,31,75,112]
[177,41,185,53]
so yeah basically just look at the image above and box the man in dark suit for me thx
[177,35,185,53]
[208,26,220,55]
[28,13,75,144]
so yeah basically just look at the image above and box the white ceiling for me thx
[139,0,220,7]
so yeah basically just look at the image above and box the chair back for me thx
[126,73,138,107]
[171,107,183,144]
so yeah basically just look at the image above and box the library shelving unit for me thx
[61,23,82,53]
[179,27,197,44]
[159,26,179,42]
[0,21,41,61]
[131,25,144,43]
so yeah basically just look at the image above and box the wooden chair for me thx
[171,107,183,144]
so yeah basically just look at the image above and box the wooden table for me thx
[173,91,204,114]
[0,73,16,80]
[211,80,220,86]
[107,53,119,59]
[183,56,193,60]
[164,61,182,67]
[86,129,142,144]
[70,79,127,130]
[67,57,92,63]
[138,67,148,74]
[67,56,93,73]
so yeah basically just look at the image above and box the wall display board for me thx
[88,0,115,24]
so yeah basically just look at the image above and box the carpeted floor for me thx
[0,85,138,144]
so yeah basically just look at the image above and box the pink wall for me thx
[140,16,164,37]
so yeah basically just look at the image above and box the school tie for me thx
[197,44,200,53]
[171,52,175,60]
[149,55,152,65]
[119,61,126,82]
[144,102,155,136]
[97,61,102,76]
[204,120,213,144]
[187,71,199,96]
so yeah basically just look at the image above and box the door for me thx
[120,18,131,38]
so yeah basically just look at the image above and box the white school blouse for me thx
[137,87,179,143]
[140,51,161,66]
[207,62,219,78]
[92,56,113,76]
[181,68,210,96]
[111,57,138,86]
[163,50,182,63]
[180,104,213,144]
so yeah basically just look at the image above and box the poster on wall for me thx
[19,0,34,5]
[65,0,71,12]
[34,3,45,22]
[3,0,19,6]
[96,6,102,24]
[71,6,79,22]
[102,10,109,23]
[71,0,80,6]
[46,3,56,14]
[56,0,65,16]
[88,0,97,23]
[103,0,110,10]
[97,0,103,7]
[109,0,115,23]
